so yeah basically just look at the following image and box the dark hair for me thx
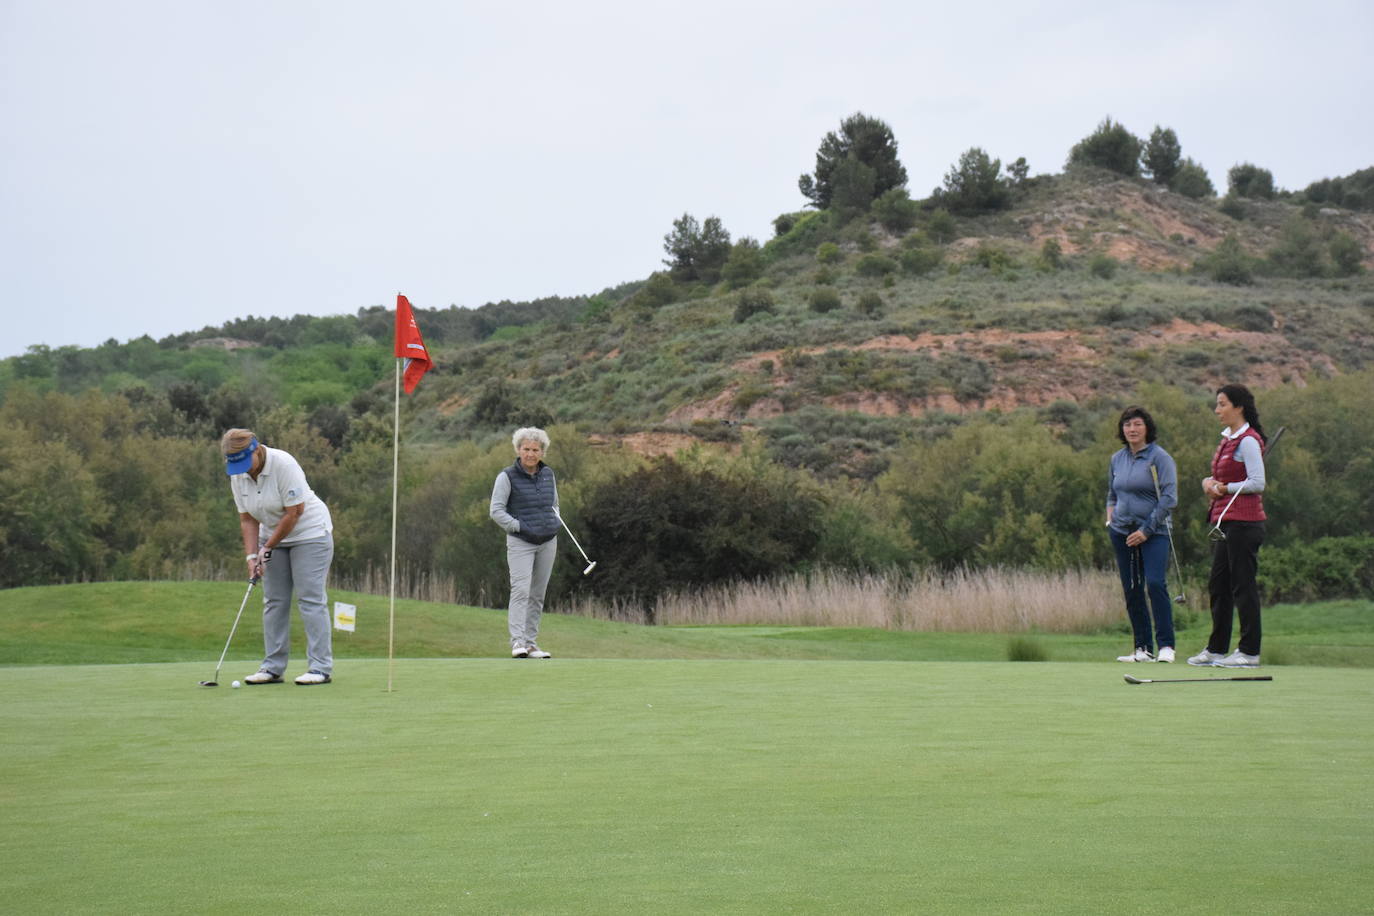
[1116,406,1157,446]
[1217,383,1267,443]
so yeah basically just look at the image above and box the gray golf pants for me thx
[507,535,556,648]
[260,534,334,676]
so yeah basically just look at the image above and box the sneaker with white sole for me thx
[1157,647,1176,663]
[511,645,529,658]
[294,670,331,685]
[528,647,552,659]
[1215,650,1260,668]
[1116,648,1155,663]
[243,669,283,684]
[1187,649,1227,666]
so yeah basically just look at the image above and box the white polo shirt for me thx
[229,446,333,545]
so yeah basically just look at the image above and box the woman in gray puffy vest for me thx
[489,427,560,658]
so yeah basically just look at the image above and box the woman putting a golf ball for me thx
[221,428,335,686]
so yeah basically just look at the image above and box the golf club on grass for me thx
[1125,673,1272,685]
[555,512,597,575]
[1149,463,1187,604]
[1208,426,1286,541]
[198,575,259,687]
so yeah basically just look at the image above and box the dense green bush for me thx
[1170,158,1215,199]
[577,454,826,612]
[925,209,957,244]
[1089,253,1118,279]
[936,147,1011,215]
[872,187,919,232]
[1259,536,1374,603]
[1196,234,1255,285]
[816,242,842,264]
[1303,166,1374,211]
[855,253,898,277]
[900,247,943,276]
[808,287,843,312]
[1068,117,1142,177]
[721,237,764,289]
[733,288,777,323]
[856,291,885,317]
[1266,217,1328,278]
[1228,163,1276,200]
[1329,232,1364,277]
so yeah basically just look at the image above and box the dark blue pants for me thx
[1110,528,1175,653]
[1207,521,1265,656]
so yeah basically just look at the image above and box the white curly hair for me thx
[511,427,550,453]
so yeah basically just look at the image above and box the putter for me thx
[1125,673,1272,685]
[1207,426,1285,541]
[555,512,597,575]
[1149,464,1187,603]
[198,575,259,687]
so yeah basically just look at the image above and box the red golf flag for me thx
[394,294,433,393]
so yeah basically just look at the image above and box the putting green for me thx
[3,659,1372,913]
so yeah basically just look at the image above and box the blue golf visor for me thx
[224,437,258,476]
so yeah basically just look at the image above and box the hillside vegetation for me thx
[3,116,1373,613]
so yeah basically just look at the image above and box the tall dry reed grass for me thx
[565,567,1123,633]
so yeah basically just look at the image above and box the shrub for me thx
[772,213,798,237]
[1197,234,1254,285]
[872,187,919,233]
[1088,253,1118,278]
[855,253,898,277]
[808,287,842,313]
[925,208,957,244]
[1037,238,1065,271]
[936,147,1010,215]
[733,288,777,323]
[900,247,942,276]
[1259,536,1374,603]
[720,237,763,289]
[972,243,1015,271]
[1067,116,1142,177]
[579,456,827,610]
[1170,158,1215,199]
[856,291,885,317]
[1228,162,1276,199]
[816,242,842,264]
[1218,195,1247,220]
[1267,216,1327,278]
[1329,232,1365,276]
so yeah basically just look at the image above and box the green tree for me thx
[1170,158,1215,198]
[720,237,763,289]
[1008,157,1030,185]
[1198,233,1254,285]
[1228,163,1276,199]
[925,208,957,244]
[1067,117,1142,177]
[1141,126,1182,186]
[798,112,908,210]
[662,213,732,282]
[937,147,1010,215]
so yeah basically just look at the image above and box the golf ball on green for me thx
[231,680,241,688]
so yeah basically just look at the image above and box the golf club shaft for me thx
[556,513,592,565]
[1149,464,1185,602]
[211,578,257,680]
[1127,674,1271,684]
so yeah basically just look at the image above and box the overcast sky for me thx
[2,0,1371,358]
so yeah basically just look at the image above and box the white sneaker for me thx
[1215,651,1260,668]
[511,645,529,658]
[243,669,282,684]
[528,647,552,659]
[294,670,331,685]
[1117,648,1155,663]
[1157,647,1176,663]
[1187,649,1227,667]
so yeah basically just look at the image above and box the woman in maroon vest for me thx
[1188,384,1268,668]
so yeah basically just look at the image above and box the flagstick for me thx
[387,357,400,693]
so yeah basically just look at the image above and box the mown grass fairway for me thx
[4,657,1373,914]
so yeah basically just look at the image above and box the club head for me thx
[582,561,597,576]
[1173,594,1187,604]
[1124,674,1147,685]
[198,680,218,687]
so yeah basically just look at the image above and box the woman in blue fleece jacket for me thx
[1105,406,1178,663]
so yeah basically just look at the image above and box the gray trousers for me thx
[507,535,556,648]
[260,534,334,675]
